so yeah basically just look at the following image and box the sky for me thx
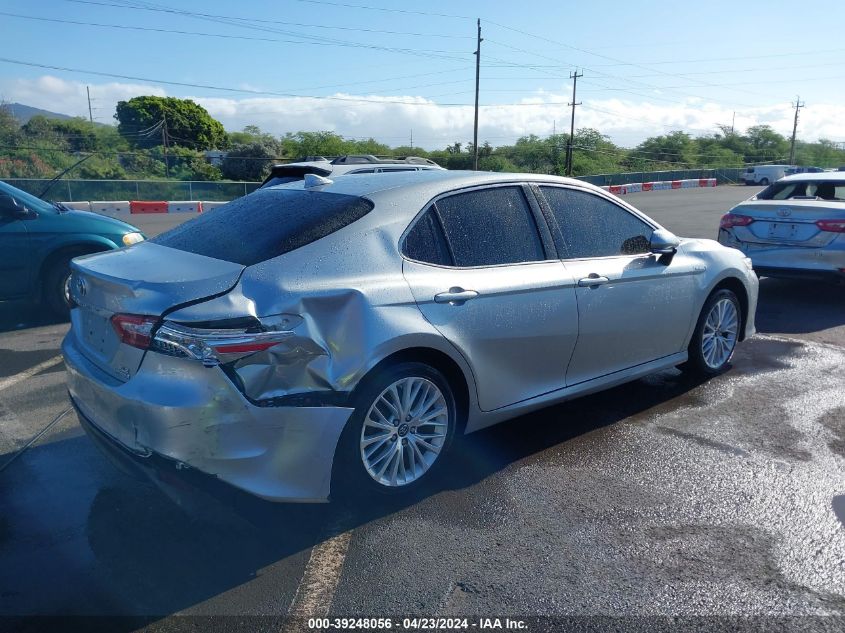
[1,0,844,150]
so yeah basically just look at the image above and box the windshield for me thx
[153,188,373,266]
[756,180,845,201]
[0,180,57,215]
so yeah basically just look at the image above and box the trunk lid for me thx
[733,200,845,247]
[69,242,245,381]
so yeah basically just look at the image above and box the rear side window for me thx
[153,189,373,266]
[403,207,452,266]
[757,181,845,201]
[540,186,653,259]
[434,186,544,267]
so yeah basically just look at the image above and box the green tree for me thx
[220,142,277,181]
[630,131,694,166]
[743,125,789,163]
[115,96,227,150]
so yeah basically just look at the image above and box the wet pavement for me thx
[0,187,843,631]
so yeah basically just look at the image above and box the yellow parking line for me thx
[0,354,63,392]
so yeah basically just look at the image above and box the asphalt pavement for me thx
[0,185,843,632]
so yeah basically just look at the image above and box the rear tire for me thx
[759,178,769,185]
[683,289,742,376]
[333,362,458,500]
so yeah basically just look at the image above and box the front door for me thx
[536,185,697,385]
[0,213,32,299]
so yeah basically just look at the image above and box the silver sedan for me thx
[62,171,758,502]
[717,172,845,281]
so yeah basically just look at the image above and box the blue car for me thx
[0,179,145,315]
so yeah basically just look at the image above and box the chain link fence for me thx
[4,178,262,202]
[577,167,746,187]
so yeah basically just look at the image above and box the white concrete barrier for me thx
[200,201,228,211]
[90,201,131,214]
[167,201,203,213]
[59,201,91,211]
[600,178,719,196]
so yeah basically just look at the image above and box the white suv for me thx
[261,154,444,188]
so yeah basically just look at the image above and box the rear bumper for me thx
[62,330,354,502]
[718,230,845,281]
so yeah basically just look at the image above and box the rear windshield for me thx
[756,181,845,201]
[153,189,373,266]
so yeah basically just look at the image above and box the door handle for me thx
[577,275,610,287]
[434,288,479,305]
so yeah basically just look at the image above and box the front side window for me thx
[434,186,544,267]
[540,186,653,259]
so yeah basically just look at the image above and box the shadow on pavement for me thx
[0,367,711,629]
[755,277,845,336]
[0,299,65,334]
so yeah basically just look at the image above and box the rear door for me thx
[401,184,578,412]
[536,185,698,385]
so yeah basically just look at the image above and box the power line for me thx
[64,0,473,37]
[0,11,469,60]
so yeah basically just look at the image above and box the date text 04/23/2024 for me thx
[307,618,528,630]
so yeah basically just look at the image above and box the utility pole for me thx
[565,70,583,176]
[789,97,805,165]
[86,86,93,123]
[410,128,413,150]
[472,18,482,170]
[161,116,170,178]
[731,111,735,135]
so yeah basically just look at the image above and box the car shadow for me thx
[0,299,66,333]
[0,367,710,629]
[755,276,845,335]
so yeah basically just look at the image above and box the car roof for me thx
[261,169,609,215]
[778,171,845,183]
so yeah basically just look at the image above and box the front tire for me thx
[42,254,76,317]
[684,289,741,376]
[334,362,457,499]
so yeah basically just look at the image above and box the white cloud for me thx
[3,75,845,149]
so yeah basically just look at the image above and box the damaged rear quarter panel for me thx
[164,210,478,408]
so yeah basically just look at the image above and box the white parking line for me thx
[287,524,353,621]
[0,354,64,392]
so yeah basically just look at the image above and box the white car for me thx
[261,154,444,188]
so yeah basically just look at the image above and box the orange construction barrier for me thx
[130,200,168,214]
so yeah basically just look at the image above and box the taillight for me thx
[151,316,301,367]
[111,314,157,349]
[720,213,755,229]
[815,219,845,233]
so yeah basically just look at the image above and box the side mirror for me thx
[650,229,680,265]
[0,193,30,219]
[649,228,680,254]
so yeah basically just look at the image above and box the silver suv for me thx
[718,172,845,281]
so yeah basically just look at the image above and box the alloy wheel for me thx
[359,376,449,487]
[701,298,738,369]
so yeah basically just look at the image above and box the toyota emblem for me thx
[776,208,792,217]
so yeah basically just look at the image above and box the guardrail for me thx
[3,178,261,202]
[578,168,744,187]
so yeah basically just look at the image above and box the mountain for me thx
[5,103,75,124]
